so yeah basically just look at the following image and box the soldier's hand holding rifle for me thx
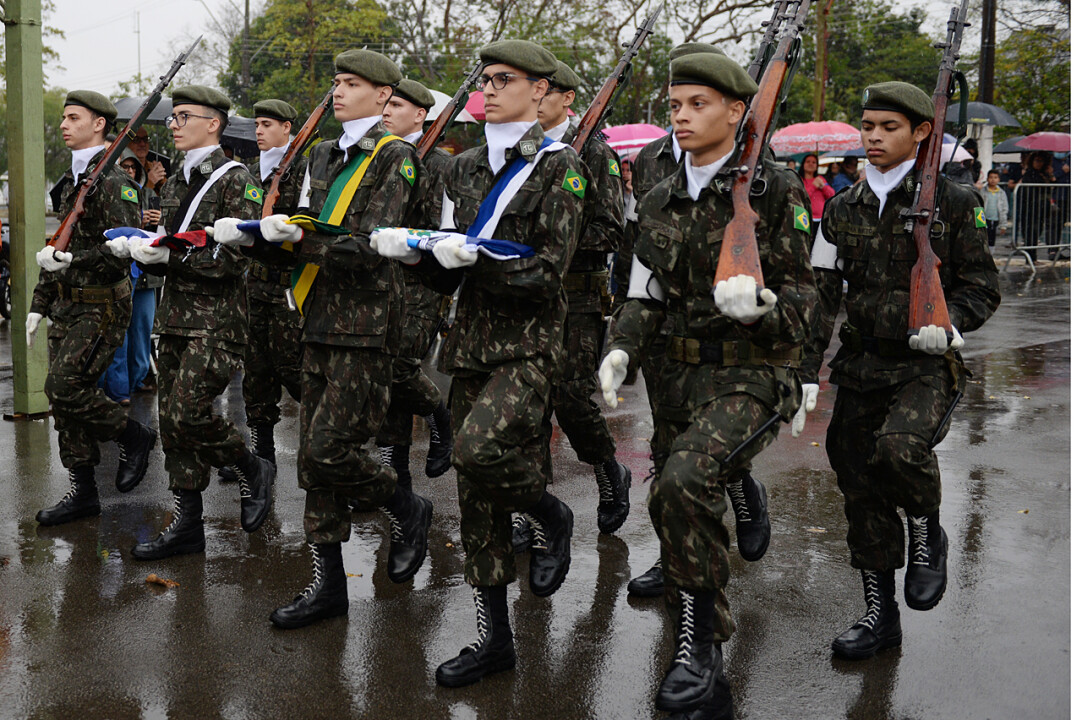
[713,274,776,324]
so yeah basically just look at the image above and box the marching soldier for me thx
[30,90,157,526]
[260,50,433,630]
[372,39,586,687]
[802,82,1000,660]
[376,78,454,491]
[107,85,275,560]
[599,53,814,717]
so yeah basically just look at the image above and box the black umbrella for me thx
[946,101,1020,127]
[993,135,1027,154]
[114,96,173,125]
[222,116,258,160]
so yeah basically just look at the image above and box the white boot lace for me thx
[674,589,696,666]
[466,587,490,652]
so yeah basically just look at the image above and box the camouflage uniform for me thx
[435,123,586,587]
[609,159,814,638]
[31,150,141,469]
[145,148,262,490]
[297,122,416,544]
[241,155,307,427]
[802,172,1000,570]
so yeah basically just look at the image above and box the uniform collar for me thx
[259,142,289,182]
[484,120,542,175]
[338,115,382,153]
[71,145,105,184]
[183,144,222,183]
[403,130,423,146]
[684,148,734,202]
[544,119,570,142]
[864,158,917,217]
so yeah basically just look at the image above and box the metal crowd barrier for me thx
[1004,182,1071,272]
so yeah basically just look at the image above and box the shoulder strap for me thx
[170,161,244,234]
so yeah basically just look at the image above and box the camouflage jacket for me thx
[145,147,261,352]
[31,149,141,317]
[402,144,452,312]
[244,152,308,303]
[801,171,1001,390]
[609,157,815,412]
[298,122,415,351]
[433,122,587,375]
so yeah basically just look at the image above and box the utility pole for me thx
[3,0,50,418]
[978,0,996,103]
[241,0,251,106]
[813,0,835,122]
[135,11,142,89]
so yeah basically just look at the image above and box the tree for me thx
[0,0,65,83]
[993,26,1069,133]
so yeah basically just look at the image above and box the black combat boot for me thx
[904,512,949,610]
[115,419,157,493]
[511,514,531,554]
[424,401,454,478]
[725,470,770,561]
[656,589,724,712]
[594,458,632,534]
[36,467,100,526]
[131,490,206,560]
[250,422,276,464]
[435,585,516,687]
[270,542,349,629]
[521,491,574,597]
[379,444,413,493]
[217,465,238,482]
[379,485,433,583]
[628,558,665,597]
[667,667,734,720]
[831,570,903,660]
[229,449,275,532]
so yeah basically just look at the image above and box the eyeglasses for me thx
[475,72,541,91]
[166,112,214,128]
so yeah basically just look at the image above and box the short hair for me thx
[986,169,1000,178]
[210,108,228,140]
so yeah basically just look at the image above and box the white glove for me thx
[713,274,777,324]
[791,383,820,438]
[36,247,73,272]
[598,349,629,409]
[433,236,478,269]
[370,227,421,263]
[104,237,132,258]
[259,214,303,244]
[25,312,43,349]
[908,324,964,355]
[207,217,254,247]
[131,242,170,265]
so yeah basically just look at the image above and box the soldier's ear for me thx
[913,120,933,145]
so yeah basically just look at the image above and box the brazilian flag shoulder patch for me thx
[400,158,417,186]
[974,206,987,228]
[608,158,621,176]
[793,205,811,234]
[244,183,264,204]
[120,185,138,204]
[562,169,587,198]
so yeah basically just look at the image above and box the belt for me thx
[250,260,292,287]
[57,278,131,304]
[563,271,610,293]
[839,322,919,358]
[667,336,802,366]
[568,251,607,273]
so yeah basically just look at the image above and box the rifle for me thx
[904,0,970,341]
[712,0,811,290]
[416,60,485,161]
[571,5,663,154]
[746,0,793,83]
[262,87,334,219]
[49,37,202,253]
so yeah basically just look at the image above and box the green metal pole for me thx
[5,0,50,417]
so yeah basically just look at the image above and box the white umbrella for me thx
[426,90,477,124]
[940,141,973,169]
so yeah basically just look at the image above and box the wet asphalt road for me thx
[0,258,1070,720]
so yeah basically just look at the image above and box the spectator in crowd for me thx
[979,168,1009,247]
[129,126,167,194]
[800,152,834,236]
[832,155,860,192]
[1017,151,1056,258]
[1046,155,1070,253]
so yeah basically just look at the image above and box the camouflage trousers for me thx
[45,299,131,469]
[157,335,246,491]
[450,360,552,587]
[826,373,955,570]
[242,295,302,426]
[299,343,396,544]
[376,302,444,447]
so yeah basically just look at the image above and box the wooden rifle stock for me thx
[262,87,334,218]
[906,0,969,340]
[416,60,484,161]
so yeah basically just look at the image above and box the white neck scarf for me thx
[71,145,105,184]
[864,158,916,217]
[671,132,684,163]
[684,148,734,201]
[183,145,220,183]
[403,130,423,146]
[485,121,537,175]
[338,115,382,152]
[544,119,570,142]
[259,142,289,182]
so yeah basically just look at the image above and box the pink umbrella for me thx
[1017,131,1070,152]
[602,123,667,157]
[464,90,577,122]
[770,121,861,155]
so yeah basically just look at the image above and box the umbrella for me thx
[464,91,487,121]
[940,141,973,168]
[770,121,861,155]
[993,135,1027,153]
[114,96,172,125]
[946,101,1021,127]
[1017,131,1070,152]
[426,90,478,124]
[602,123,667,156]
[221,116,258,160]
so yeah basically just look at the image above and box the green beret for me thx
[861,81,934,123]
[669,52,759,100]
[64,90,117,123]
[479,40,558,79]
[550,61,582,92]
[669,42,726,60]
[393,79,435,110]
[252,99,297,123]
[171,85,231,114]
[334,49,402,87]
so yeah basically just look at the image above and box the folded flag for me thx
[374,227,535,261]
[103,226,208,250]
[237,214,349,249]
